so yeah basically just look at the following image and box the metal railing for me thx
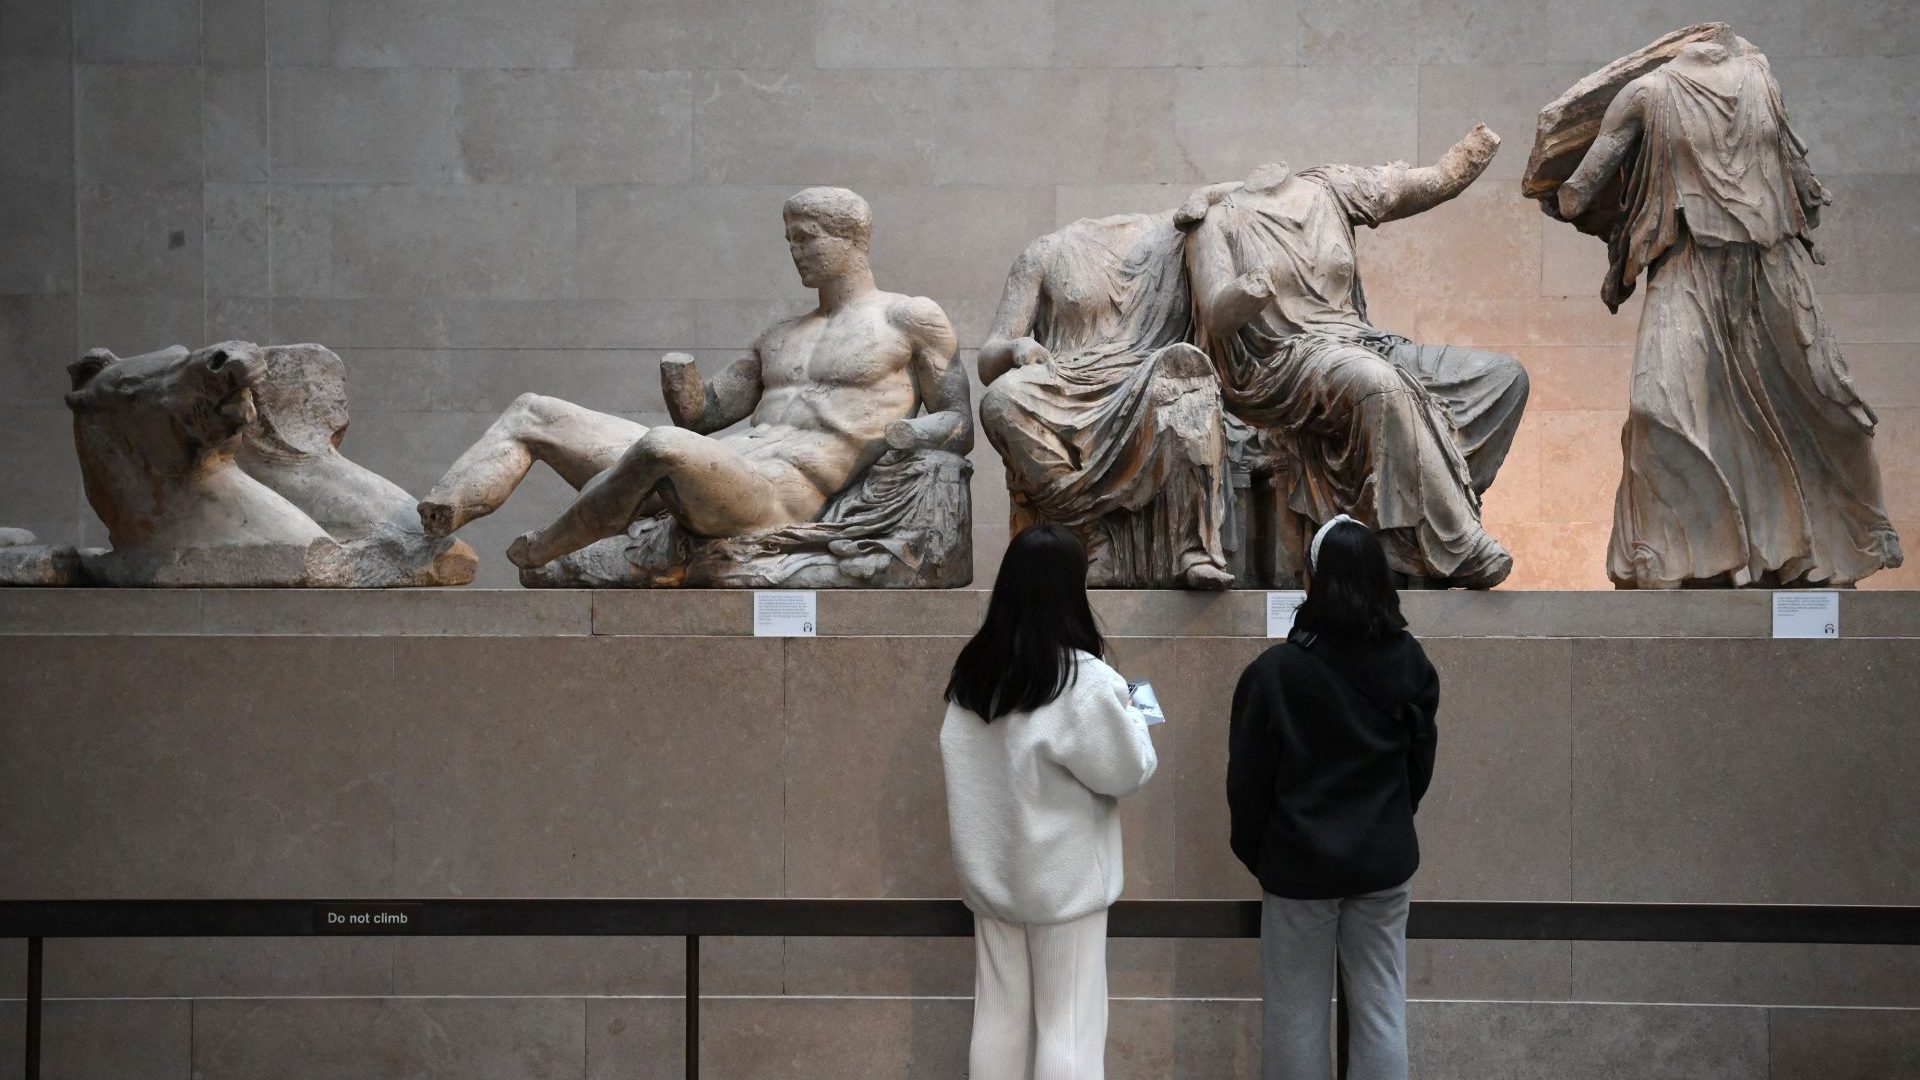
[5,898,1917,1080]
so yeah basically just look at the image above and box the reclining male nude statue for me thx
[420,187,976,588]
[1183,125,1530,588]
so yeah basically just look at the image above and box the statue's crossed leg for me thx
[419,392,645,538]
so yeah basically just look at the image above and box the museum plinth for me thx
[2,589,1916,1078]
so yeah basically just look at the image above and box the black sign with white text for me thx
[313,902,424,934]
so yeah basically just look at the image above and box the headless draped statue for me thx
[1183,126,1531,588]
[978,209,1234,589]
[1540,28,1902,588]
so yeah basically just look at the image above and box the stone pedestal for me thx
[0,590,1914,1078]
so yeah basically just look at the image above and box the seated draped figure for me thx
[1528,23,1901,588]
[52,340,476,587]
[977,206,1236,590]
[419,187,975,588]
[1182,125,1531,588]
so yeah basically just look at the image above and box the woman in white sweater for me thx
[941,524,1160,1080]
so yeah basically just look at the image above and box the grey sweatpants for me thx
[1259,881,1412,1080]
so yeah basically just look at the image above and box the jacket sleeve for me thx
[1049,663,1159,799]
[1406,652,1440,813]
[1226,657,1281,878]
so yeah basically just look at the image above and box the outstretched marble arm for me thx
[1556,87,1648,220]
[1380,123,1503,223]
[660,349,762,434]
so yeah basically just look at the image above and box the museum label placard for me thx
[1772,592,1840,639]
[1266,591,1307,638]
[754,591,817,637]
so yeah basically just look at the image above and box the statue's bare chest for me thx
[761,311,910,390]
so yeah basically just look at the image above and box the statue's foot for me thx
[1880,528,1905,570]
[418,497,484,539]
[1181,563,1235,590]
[505,532,544,570]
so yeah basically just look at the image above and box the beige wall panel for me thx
[191,997,585,1078]
[1569,638,1920,903]
[0,636,397,898]
[388,636,787,896]
[0,999,190,1080]
[328,0,576,70]
[1768,1008,1920,1080]
[1573,941,1920,1008]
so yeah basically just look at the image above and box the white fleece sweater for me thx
[940,651,1159,925]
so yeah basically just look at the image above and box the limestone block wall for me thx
[0,0,1915,588]
[0,590,1916,1075]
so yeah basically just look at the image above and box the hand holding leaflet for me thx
[1127,680,1166,725]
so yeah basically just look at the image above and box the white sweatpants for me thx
[969,908,1110,1080]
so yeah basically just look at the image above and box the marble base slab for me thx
[1,996,1912,1080]
[0,587,1915,638]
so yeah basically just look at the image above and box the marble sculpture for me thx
[0,527,79,586]
[53,341,477,587]
[420,187,974,588]
[1529,23,1903,587]
[978,207,1236,589]
[24,53,1893,594]
[1182,126,1531,588]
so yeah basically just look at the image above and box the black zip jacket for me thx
[1226,627,1439,899]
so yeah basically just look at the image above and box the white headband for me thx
[1309,514,1359,572]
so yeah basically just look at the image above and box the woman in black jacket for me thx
[1227,515,1439,1080]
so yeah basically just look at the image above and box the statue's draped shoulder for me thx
[1296,162,1413,229]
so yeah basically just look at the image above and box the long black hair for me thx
[945,524,1105,721]
[1294,519,1407,641]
